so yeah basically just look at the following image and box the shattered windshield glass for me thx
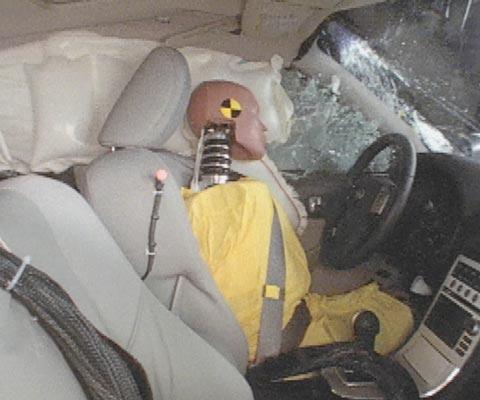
[268,69,381,177]
[325,21,457,155]
[270,1,480,178]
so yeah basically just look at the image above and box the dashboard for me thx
[383,153,480,292]
[390,153,480,398]
[291,152,480,398]
[395,215,480,399]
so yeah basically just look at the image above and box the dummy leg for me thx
[302,283,414,355]
[309,260,379,295]
[302,219,382,295]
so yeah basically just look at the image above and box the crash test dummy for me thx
[182,80,413,363]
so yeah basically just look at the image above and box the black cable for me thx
[142,171,166,281]
[0,247,153,400]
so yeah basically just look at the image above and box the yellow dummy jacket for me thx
[183,180,413,361]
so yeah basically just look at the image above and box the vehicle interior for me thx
[0,1,479,400]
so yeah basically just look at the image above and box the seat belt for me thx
[255,207,286,363]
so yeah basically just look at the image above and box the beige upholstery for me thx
[76,45,249,371]
[99,46,191,150]
[77,149,249,371]
[0,175,253,400]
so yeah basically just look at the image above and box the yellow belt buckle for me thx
[263,284,284,300]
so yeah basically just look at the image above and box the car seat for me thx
[75,46,250,372]
[0,174,253,400]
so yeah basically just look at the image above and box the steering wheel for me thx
[321,134,417,269]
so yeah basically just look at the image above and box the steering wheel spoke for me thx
[322,134,416,269]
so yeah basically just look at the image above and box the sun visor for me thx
[99,47,190,150]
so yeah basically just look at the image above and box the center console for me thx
[396,254,480,397]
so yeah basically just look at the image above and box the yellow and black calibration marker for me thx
[220,98,242,119]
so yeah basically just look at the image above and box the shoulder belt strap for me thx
[255,207,286,363]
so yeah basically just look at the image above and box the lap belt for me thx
[0,246,153,400]
[281,300,311,353]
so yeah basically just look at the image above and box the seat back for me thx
[76,46,248,372]
[0,175,253,400]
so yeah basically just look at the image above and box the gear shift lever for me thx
[247,311,419,400]
[353,310,380,352]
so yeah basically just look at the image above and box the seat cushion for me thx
[76,148,249,372]
[0,175,253,400]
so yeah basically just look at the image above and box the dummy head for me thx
[187,80,267,160]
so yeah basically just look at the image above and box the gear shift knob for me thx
[353,310,380,351]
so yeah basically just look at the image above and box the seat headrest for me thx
[99,47,190,150]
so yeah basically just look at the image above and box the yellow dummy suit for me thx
[183,179,413,362]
